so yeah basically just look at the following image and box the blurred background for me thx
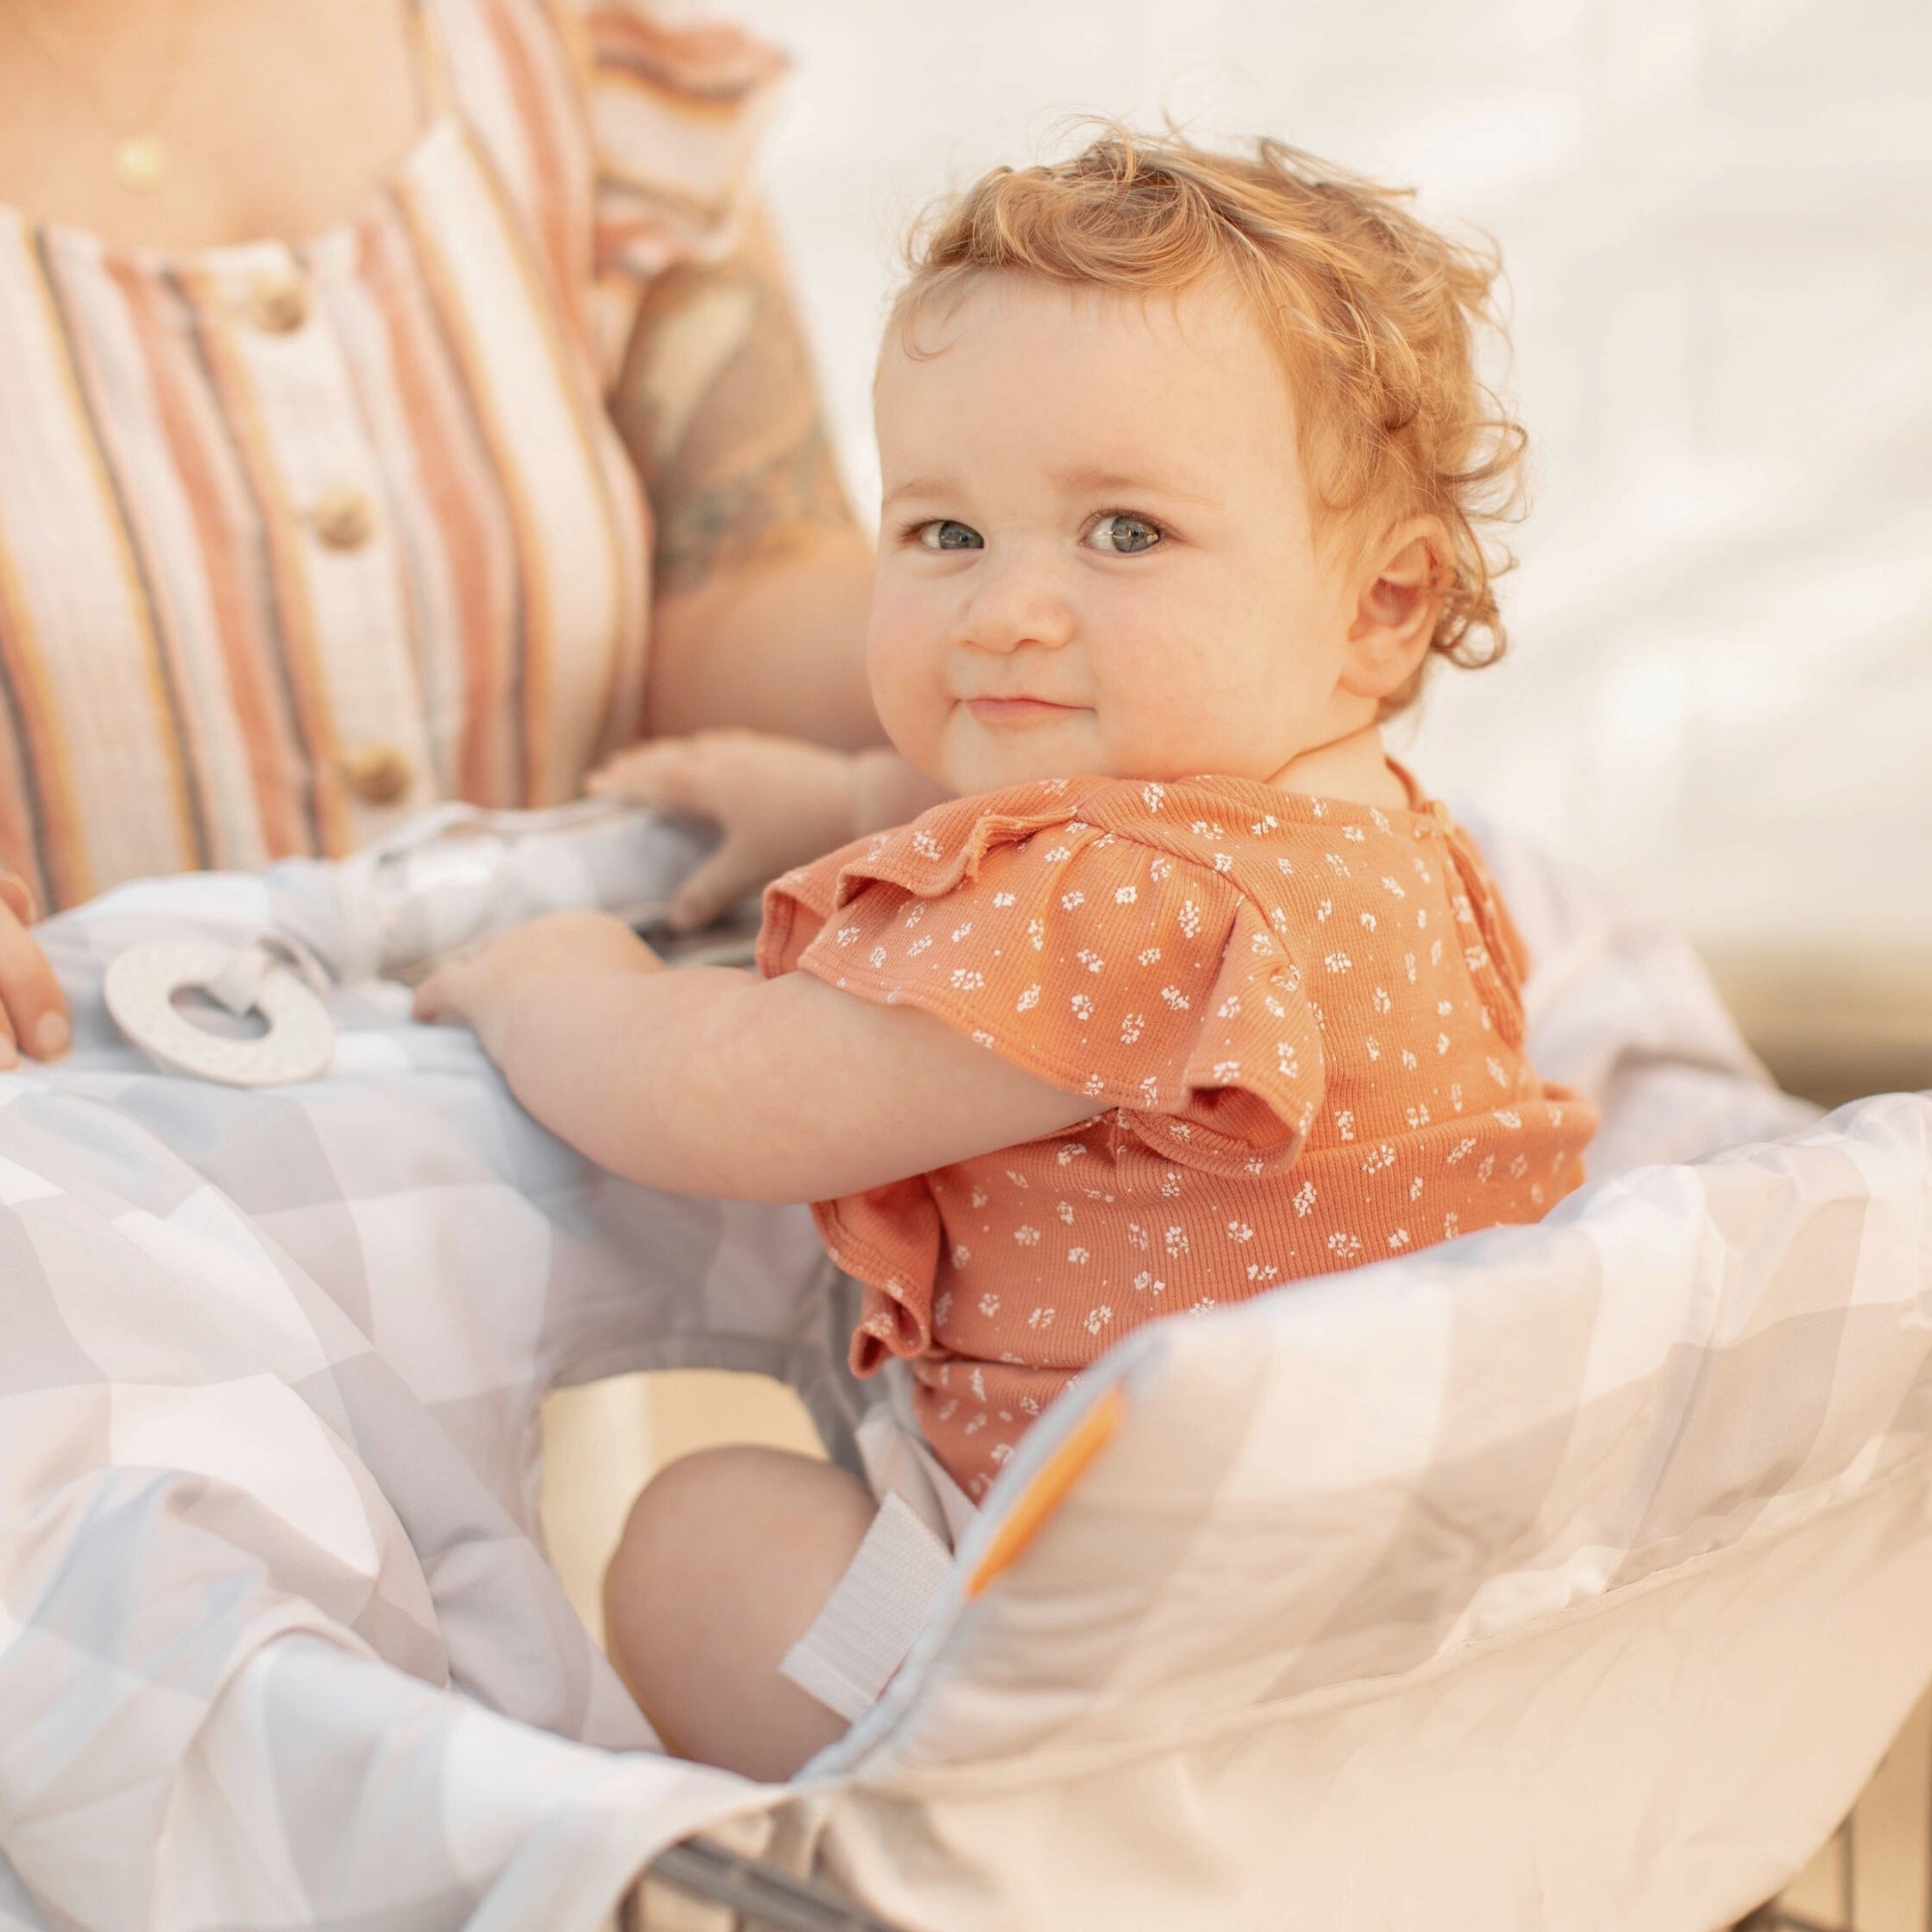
[698,0,1932,1106]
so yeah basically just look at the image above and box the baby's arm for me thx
[417,912,1094,1775]
[412,911,1097,1201]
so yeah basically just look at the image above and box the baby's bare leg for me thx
[603,1445,877,1781]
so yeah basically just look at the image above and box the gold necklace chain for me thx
[12,0,199,192]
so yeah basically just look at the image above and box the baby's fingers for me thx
[411,961,469,1026]
[0,904,70,1065]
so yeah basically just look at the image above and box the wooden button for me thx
[339,743,412,807]
[246,270,309,334]
[310,486,375,551]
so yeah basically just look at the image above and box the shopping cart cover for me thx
[0,822,1832,1930]
[794,828,1921,1932]
[0,866,838,1930]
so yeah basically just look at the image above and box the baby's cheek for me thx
[865,623,948,775]
[1102,637,1289,778]
[1094,661,1216,771]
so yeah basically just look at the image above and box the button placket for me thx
[337,743,414,807]
[245,269,310,335]
[223,241,433,842]
[308,484,376,552]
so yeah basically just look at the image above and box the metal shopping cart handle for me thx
[640,1835,915,1932]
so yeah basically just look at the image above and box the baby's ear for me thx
[1339,519,1448,701]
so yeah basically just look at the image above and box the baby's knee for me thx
[602,1445,877,1776]
[608,1445,870,1603]
[607,1444,755,1595]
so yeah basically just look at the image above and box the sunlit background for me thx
[710,0,1932,1103]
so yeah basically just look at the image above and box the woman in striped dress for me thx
[0,0,923,1060]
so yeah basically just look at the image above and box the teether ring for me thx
[103,937,335,1088]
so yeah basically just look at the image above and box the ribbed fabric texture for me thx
[0,0,783,907]
[760,770,1599,1500]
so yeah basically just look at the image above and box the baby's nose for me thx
[958,557,1076,653]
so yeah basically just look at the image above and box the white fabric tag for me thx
[779,1492,955,1723]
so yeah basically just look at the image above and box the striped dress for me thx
[0,0,783,909]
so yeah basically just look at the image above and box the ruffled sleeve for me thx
[760,794,1328,1179]
[576,4,788,383]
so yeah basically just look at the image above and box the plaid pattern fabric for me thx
[4,813,1912,1932]
[1,866,844,1930]
[808,1076,1932,1927]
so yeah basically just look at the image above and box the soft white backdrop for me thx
[715,0,1931,963]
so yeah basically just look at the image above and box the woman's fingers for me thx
[587,740,723,817]
[591,740,749,926]
[666,838,758,933]
[0,903,70,1063]
[589,733,860,930]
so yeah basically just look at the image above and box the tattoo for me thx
[613,211,857,597]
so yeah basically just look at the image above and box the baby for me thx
[416,129,1596,1779]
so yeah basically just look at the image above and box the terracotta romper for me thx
[759,768,1599,1501]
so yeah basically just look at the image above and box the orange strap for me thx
[968,1386,1125,1599]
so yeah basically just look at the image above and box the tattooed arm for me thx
[611,205,881,751]
[600,206,945,922]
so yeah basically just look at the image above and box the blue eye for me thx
[917,520,983,551]
[1086,513,1162,555]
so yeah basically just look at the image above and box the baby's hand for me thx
[586,731,858,933]
[412,912,661,1063]
[0,873,71,1069]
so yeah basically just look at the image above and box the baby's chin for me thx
[941,716,1116,797]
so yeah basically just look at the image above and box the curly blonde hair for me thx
[888,128,1526,707]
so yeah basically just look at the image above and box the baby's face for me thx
[868,273,1363,797]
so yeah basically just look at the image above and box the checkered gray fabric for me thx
[6,817,1909,1932]
[807,1079,1932,1929]
[2,864,844,1930]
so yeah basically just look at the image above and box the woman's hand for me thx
[587,731,861,932]
[412,912,662,1063]
[0,874,71,1068]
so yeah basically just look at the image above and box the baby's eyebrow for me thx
[881,468,1222,510]
[1054,465,1219,504]
[880,477,952,508]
